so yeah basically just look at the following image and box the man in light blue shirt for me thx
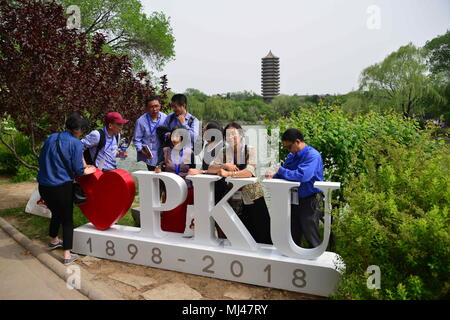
[81,112,129,171]
[133,96,167,170]
[266,128,324,248]
[163,94,200,155]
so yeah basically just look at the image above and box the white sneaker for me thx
[182,228,194,238]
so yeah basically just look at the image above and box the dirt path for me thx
[0,177,37,211]
[0,178,321,300]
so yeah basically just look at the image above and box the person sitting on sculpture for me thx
[208,122,272,245]
[155,126,196,233]
[187,121,228,238]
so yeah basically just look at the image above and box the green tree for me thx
[424,30,450,123]
[359,43,444,118]
[185,88,209,102]
[425,30,450,80]
[203,96,236,121]
[269,95,302,118]
[225,91,262,102]
[60,0,175,71]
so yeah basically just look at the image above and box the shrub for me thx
[0,119,37,182]
[331,136,449,299]
[270,105,422,198]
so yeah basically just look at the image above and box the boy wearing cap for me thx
[81,112,129,171]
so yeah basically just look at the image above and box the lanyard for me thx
[146,113,161,135]
[173,148,184,175]
[103,127,115,151]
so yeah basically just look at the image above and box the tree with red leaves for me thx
[0,0,170,170]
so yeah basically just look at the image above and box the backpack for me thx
[83,129,119,166]
[167,113,204,154]
[168,112,196,129]
[158,113,198,149]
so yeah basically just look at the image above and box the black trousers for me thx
[291,193,323,248]
[146,165,156,171]
[39,182,74,250]
[242,197,273,245]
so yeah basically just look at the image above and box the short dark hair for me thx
[205,121,223,132]
[205,121,223,142]
[65,112,89,132]
[281,128,304,143]
[223,122,244,144]
[144,95,160,106]
[224,121,242,132]
[171,94,187,106]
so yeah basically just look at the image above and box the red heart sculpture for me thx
[76,169,136,230]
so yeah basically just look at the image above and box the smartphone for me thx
[143,145,153,158]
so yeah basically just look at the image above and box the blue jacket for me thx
[274,145,324,198]
[37,131,84,186]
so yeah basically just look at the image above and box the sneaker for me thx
[48,240,63,250]
[182,228,194,238]
[63,253,79,265]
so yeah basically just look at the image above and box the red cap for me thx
[105,112,129,124]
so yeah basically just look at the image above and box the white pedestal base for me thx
[73,223,343,297]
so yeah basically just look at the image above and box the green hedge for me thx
[332,136,449,299]
[269,105,422,191]
[0,131,37,182]
[269,105,449,299]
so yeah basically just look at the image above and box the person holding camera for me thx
[208,122,272,245]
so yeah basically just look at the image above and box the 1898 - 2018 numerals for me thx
[85,237,307,288]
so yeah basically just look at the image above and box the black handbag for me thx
[56,133,88,205]
[72,181,88,205]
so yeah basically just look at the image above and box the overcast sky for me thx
[141,0,450,96]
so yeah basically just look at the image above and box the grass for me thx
[0,206,50,242]
[0,204,138,243]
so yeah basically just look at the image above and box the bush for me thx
[270,104,422,197]
[269,105,449,299]
[0,120,38,182]
[331,135,449,299]
[12,162,36,182]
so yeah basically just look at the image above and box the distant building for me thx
[261,50,280,103]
